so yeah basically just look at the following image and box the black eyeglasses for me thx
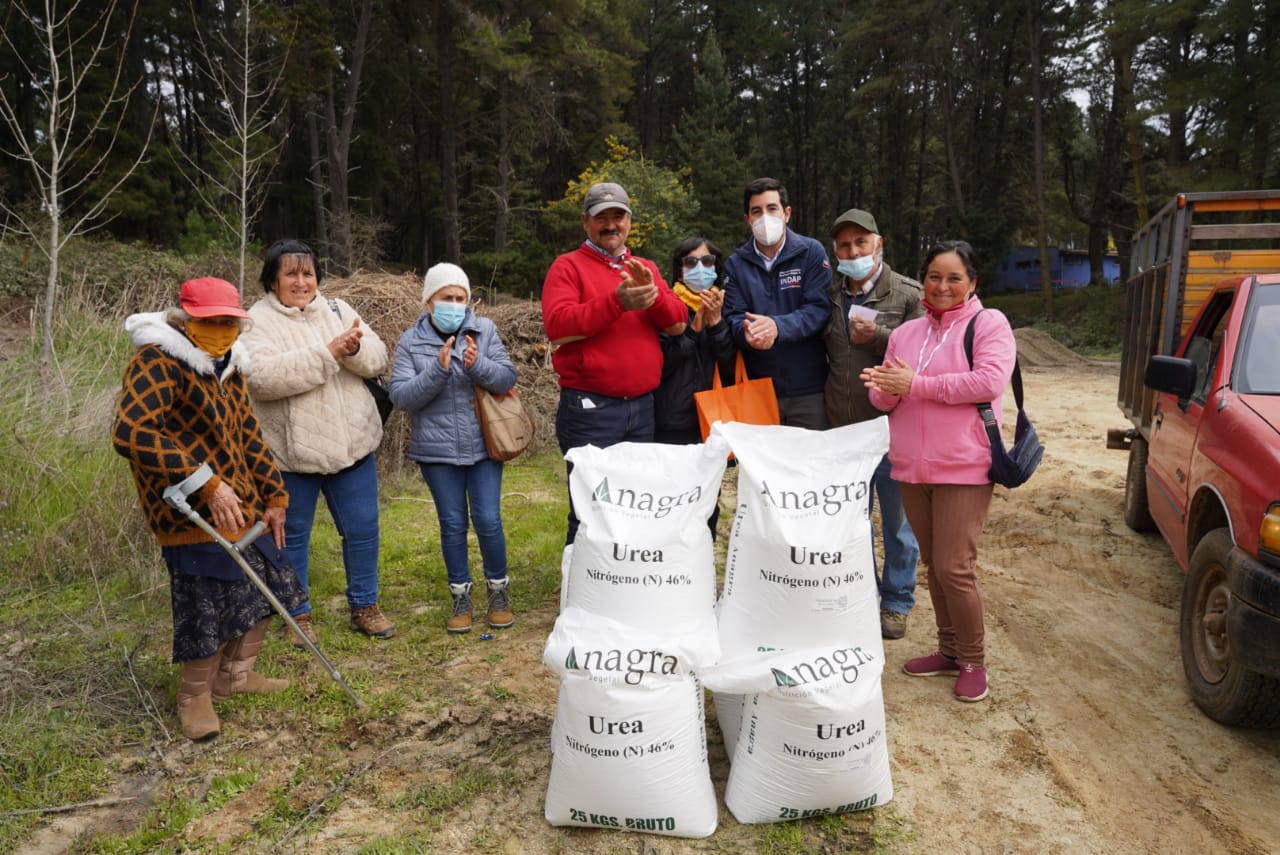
[682,255,716,268]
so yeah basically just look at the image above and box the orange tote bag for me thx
[694,353,781,440]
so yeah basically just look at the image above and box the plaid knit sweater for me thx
[112,312,288,546]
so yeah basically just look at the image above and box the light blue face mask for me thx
[837,254,877,282]
[431,301,467,334]
[683,263,718,291]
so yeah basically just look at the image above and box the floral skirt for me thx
[167,543,306,662]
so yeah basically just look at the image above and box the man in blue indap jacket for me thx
[722,177,832,429]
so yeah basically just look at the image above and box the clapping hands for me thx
[743,312,778,349]
[692,286,724,332]
[438,333,478,370]
[328,318,362,359]
[616,258,658,311]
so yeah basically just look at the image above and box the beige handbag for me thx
[474,387,535,461]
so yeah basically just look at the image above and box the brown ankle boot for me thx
[177,649,223,740]
[447,582,474,634]
[486,577,514,629]
[213,620,289,701]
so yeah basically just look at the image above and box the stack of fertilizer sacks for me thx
[542,436,730,838]
[703,419,895,823]
[542,419,895,837]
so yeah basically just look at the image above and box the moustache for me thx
[599,229,621,236]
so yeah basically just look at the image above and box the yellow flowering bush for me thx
[544,137,701,262]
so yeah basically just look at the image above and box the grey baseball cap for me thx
[830,208,879,238]
[583,182,632,217]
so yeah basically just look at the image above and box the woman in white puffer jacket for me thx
[242,239,396,646]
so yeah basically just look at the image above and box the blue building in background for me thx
[987,246,1120,293]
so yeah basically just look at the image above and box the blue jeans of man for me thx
[281,453,380,616]
[418,458,508,587]
[556,389,655,545]
[873,453,919,614]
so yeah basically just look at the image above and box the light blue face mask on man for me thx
[837,254,877,282]
[431,301,467,334]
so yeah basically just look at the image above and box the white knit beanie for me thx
[422,262,471,304]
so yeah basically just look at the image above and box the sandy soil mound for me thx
[1013,327,1092,367]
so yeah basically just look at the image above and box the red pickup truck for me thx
[1110,191,1280,727]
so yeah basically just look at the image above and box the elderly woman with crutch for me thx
[112,277,307,741]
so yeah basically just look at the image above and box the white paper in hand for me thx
[847,304,878,323]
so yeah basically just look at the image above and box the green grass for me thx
[0,288,575,850]
[985,283,1127,356]
[0,260,1028,852]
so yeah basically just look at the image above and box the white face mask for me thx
[751,214,785,247]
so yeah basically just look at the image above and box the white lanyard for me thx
[915,315,962,375]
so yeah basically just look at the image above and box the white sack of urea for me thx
[703,643,893,824]
[711,420,887,656]
[562,437,728,641]
[542,609,717,838]
[713,691,745,760]
[558,544,573,613]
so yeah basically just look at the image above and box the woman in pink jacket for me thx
[862,240,1015,702]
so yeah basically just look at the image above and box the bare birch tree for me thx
[0,0,150,367]
[179,0,289,293]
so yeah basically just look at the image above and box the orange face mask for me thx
[185,319,240,357]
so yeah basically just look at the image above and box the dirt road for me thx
[19,345,1279,854]
[882,348,1280,854]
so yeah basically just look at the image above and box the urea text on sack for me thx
[759,569,865,591]
[585,569,699,590]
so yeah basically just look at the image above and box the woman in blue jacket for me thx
[388,263,518,634]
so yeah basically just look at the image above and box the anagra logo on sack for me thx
[770,645,876,688]
[591,477,702,520]
[759,479,869,517]
[564,645,680,685]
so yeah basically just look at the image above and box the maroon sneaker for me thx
[954,664,989,702]
[903,652,961,677]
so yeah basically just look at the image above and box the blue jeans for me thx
[872,454,919,614]
[418,458,508,587]
[281,453,381,615]
[556,389,655,544]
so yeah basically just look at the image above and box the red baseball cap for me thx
[179,277,250,319]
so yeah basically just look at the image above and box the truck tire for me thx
[1123,437,1156,532]
[1179,528,1280,728]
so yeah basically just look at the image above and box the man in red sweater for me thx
[542,181,687,543]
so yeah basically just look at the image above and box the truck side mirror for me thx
[1144,355,1197,400]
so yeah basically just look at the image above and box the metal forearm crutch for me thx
[163,466,365,708]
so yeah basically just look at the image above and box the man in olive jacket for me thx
[822,208,923,640]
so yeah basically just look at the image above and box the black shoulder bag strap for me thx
[964,310,1024,448]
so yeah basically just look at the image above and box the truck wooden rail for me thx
[1115,190,1280,441]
